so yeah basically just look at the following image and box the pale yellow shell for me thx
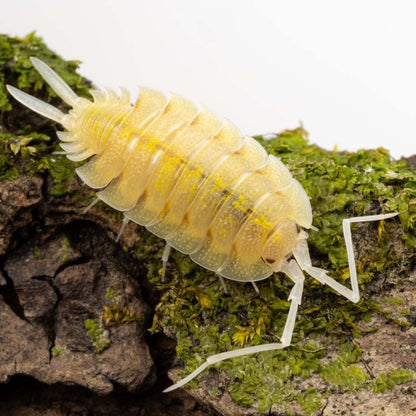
[63,88,313,282]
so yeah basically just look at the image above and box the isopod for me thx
[7,58,398,393]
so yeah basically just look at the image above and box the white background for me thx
[2,0,416,159]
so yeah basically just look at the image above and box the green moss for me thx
[32,245,42,259]
[0,32,90,195]
[102,288,144,326]
[83,290,143,354]
[103,302,144,326]
[368,298,412,328]
[51,345,68,357]
[372,369,414,393]
[46,154,81,196]
[84,319,111,354]
[320,343,370,390]
[380,296,403,306]
[296,388,323,415]
[149,128,415,413]
[60,236,71,262]
[105,287,123,304]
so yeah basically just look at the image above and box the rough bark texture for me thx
[0,174,211,416]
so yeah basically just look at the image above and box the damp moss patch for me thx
[0,32,90,194]
[148,128,415,414]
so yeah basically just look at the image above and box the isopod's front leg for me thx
[293,213,398,303]
[163,259,305,392]
[275,259,304,344]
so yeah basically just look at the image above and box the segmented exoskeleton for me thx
[7,58,398,392]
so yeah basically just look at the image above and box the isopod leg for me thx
[82,197,100,214]
[294,213,398,303]
[161,243,172,282]
[250,281,260,294]
[277,260,304,344]
[216,274,228,294]
[163,259,305,393]
[116,216,130,243]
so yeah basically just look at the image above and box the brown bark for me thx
[0,175,211,416]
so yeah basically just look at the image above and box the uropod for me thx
[7,58,398,393]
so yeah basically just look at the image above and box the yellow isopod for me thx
[7,58,398,392]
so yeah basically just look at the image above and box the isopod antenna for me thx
[6,57,81,125]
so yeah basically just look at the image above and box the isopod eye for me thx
[296,223,301,233]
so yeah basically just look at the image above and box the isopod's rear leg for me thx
[216,274,229,294]
[82,197,100,214]
[116,216,130,243]
[250,281,260,294]
[116,220,172,282]
[163,259,305,392]
[215,276,258,295]
[161,242,172,282]
[294,213,398,303]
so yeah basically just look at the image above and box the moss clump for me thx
[84,319,111,354]
[103,288,144,326]
[84,290,143,353]
[51,345,68,357]
[0,32,90,194]
[296,388,323,415]
[320,342,369,390]
[148,128,415,413]
[60,237,71,262]
[372,369,414,393]
[105,287,123,304]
